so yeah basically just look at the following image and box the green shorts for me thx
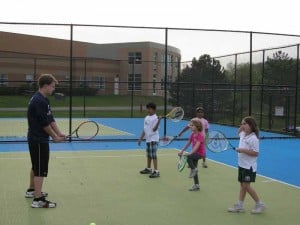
[238,166,256,183]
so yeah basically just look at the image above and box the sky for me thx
[1,0,300,61]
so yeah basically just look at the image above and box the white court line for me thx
[208,158,300,190]
[1,149,299,189]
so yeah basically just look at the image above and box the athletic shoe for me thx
[189,184,200,191]
[228,203,245,213]
[149,171,160,178]
[189,168,198,178]
[202,162,208,168]
[31,197,56,208]
[251,203,266,214]
[140,168,152,174]
[25,189,48,198]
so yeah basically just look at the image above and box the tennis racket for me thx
[163,107,184,122]
[177,153,187,172]
[68,120,99,140]
[206,130,236,153]
[159,135,178,147]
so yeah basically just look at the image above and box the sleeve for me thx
[35,101,51,128]
[205,120,209,129]
[250,136,259,152]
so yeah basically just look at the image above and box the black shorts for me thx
[238,166,256,183]
[28,142,50,177]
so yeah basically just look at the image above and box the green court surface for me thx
[0,118,131,138]
[0,150,299,225]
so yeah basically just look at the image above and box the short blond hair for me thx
[190,117,203,132]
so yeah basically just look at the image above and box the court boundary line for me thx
[0,149,299,189]
[208,158,300,190]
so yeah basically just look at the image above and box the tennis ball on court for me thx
[90,223,96,225]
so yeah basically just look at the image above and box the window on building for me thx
[128,74,141,91]
[160,78,164,90]
[128,52,142,64]
[95,76,105,90]
[0,74,8,86]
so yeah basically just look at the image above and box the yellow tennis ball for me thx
[90,223,96,225]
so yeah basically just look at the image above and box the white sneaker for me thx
[25,189,48,198]
[189,168,198,178]
[251,203,266,214]
[31,197,56,208]
[228,203,245,213]
[189,184,200,191]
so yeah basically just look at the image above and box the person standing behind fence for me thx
[25,74,65,208]
[138,102,162,178]
[178,106,209,168]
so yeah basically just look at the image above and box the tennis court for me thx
[0,118,299,225]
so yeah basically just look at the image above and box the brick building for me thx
[0,31,181,96]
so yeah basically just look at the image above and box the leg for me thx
[187,153,201,169]
[29,169,34,189]
[193,159,199,184]
[34,176,44,198]
[245,183,260,202]
[147,157,152,168]
[153,158,158,170]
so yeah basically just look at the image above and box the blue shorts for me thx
[146,142,158,159]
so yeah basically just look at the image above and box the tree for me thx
[169,54,230,121]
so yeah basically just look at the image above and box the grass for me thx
[0,150,299,225]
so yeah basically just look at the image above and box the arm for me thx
[43,125,65,142]
[138,131,145,146]
[152,117,162,132]
[50,121,65,137]
[178,125,189,137]
[178,139,191,155]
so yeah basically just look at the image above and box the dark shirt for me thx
[27,91,55,143]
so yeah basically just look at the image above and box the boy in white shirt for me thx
[138,102,162,178]
[228,116,266,214]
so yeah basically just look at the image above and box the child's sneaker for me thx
[202,162,208,168]
[25,189,48,198]
[251,202,266,214]
[228,203,245,213]
[189,168,198,178]
[31,197,56,208]
[139,168,152,174]
[189,184,200,191]
[149,171,160,178]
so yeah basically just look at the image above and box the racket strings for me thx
[206,131,229,153]
[168,107,184,121]
[76,122,99,139]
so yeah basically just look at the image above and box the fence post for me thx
[294,44,299,135]
[68,24,73,142]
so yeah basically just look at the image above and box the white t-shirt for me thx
[238,131,259,172]
[144,114,159,143]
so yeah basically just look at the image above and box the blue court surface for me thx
[0,118,299,188]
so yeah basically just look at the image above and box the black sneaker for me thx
[31,196,56,208]
[140,168,152,174]
[25,189,48,198]
[149,171,160,178]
